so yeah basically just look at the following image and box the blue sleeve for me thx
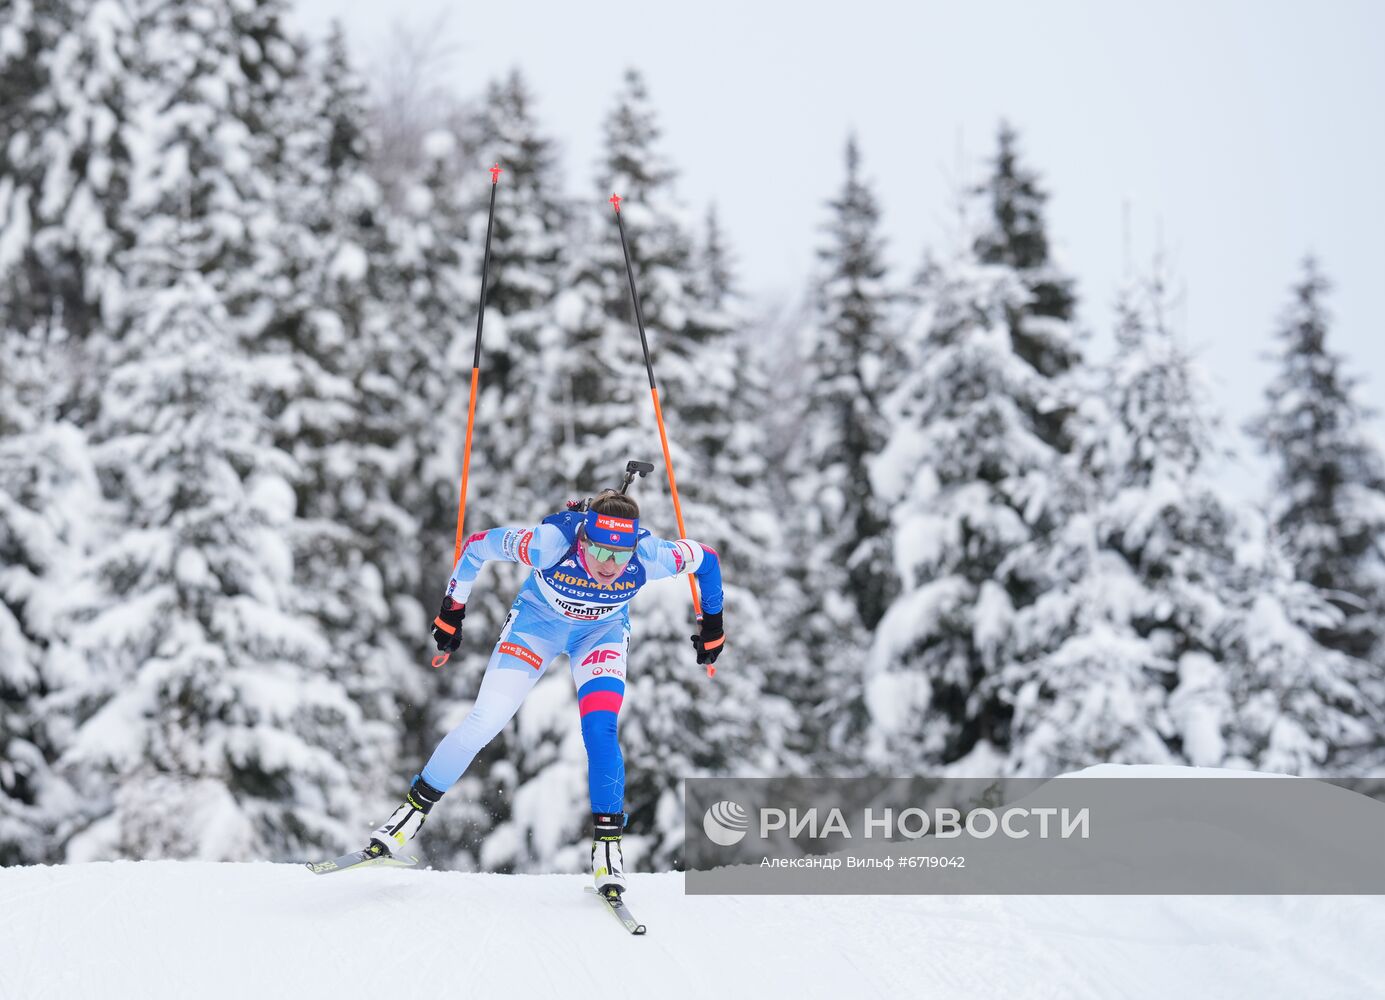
[638,537,724,615]
[446,524,568,603]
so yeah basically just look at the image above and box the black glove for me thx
[432,597,466,652]
[690,610,725,665]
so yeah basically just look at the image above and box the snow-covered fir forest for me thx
[2,0,1383,874]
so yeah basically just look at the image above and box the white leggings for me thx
[418,594,630,813]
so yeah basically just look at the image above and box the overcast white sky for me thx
[289,0,1385,496]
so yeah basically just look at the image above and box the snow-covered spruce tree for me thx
[387,127,476,616]
[272,20,418,593]
[553,70,670,494]
[866,129,1085,773]
[1242,259,1385,769]
[968,121,1084,596]
[1219,537,1378,775]
[0,0,139,863]
[748,292,821,771]
[786,135,900,769]
[974,122,1079,395]
[460,66,568,579]
[697,205,735,312]
[0,323,97,864]
[998,269,1227,774]
[58,0,372,862]
[689,207,797,776]
[867,248,1036,771]
[243,21,423,815]
[370,127,491,867]
[0,326,49,865]
[467,68,570,525]
[796,135,900,634]
[1247,260,1385,666]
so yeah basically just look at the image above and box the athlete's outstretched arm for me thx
[445,524,568,603]
[638,536,724,614]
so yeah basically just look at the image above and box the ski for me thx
[305,845,420,875]
[586,885,647,935]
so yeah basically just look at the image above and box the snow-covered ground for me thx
[1,859,1381,999]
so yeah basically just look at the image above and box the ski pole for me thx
[434,162,502,670]
[609,193,715,678]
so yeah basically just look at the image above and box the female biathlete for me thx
[364,479,725,897]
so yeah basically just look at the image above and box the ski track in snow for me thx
[0,862,1381,999]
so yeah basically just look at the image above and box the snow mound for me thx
[1,856,1382,998]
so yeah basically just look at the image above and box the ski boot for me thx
[369,775,444,859]
[592,812,627,898]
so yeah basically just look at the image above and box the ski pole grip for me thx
[431,651,451,669]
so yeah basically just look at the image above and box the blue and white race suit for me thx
[419,509,724,815]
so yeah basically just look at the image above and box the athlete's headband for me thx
[582,509,638,550]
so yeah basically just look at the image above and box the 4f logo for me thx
[581,648,621,667]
